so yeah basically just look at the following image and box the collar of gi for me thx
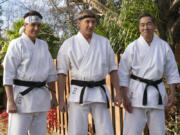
[78,15,96,20]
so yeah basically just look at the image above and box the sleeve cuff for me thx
[167,78,180,85]
[109,66,118,73]
[3,78,14,86]
[57,70,68,75]
[46,75,57,82]
[119,81,129,87]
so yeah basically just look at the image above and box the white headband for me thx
[24,15,42,23]
[19,16,42,34]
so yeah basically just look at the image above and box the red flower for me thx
[47,108,58,133]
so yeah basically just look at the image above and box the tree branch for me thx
[169,0,180,14]
[0,0,8,5]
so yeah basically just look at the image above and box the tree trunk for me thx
[157,0,180,48]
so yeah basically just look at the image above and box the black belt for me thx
[130,74,163,105]
[71,79,109,108]
[13,79,46,96]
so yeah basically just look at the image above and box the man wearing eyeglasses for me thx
[118,13,180,135]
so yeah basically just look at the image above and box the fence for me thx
[49,56,148,135]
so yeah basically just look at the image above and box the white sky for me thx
[0,0,66,30]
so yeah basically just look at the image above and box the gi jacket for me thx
[3,33,57,113]
[119,35,180,109]
[57,32,117,104]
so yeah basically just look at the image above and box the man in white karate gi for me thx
[3,10,58,135]
[57,9,122,135]
[119,13,180,135]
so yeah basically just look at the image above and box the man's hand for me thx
[59,100,68,112]
[123,96,132,113]
[165,84,175,110]
[47,82,58,109]
[58,74,68,112]
[114,90,122,107]
[50,92,58,109]
[7,99,17,113]
[166,94,175,109]
[121,86,133,113]
[109,70,122,106]
[4,85,17,113]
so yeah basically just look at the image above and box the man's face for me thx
[78,17,96,37]
[24,22,41,39]
[139,16,156,39]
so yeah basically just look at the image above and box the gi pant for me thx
[68,102,114,135]
[123,107,165,135]
[8,112,47,135]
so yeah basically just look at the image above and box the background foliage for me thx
[0,19,60,95]
[99,0,160,54]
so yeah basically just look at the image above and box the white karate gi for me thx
[57,32,117,135]
[119,35,180,135]
[3,33,57,135]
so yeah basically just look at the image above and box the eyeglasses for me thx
[139,22,153,27]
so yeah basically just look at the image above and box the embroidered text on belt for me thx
[13,79,46,96]
[130,74,163,105]
[71,79,109,108]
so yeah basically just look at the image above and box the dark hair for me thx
[138,13,155,24]
[24,10,43,19]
